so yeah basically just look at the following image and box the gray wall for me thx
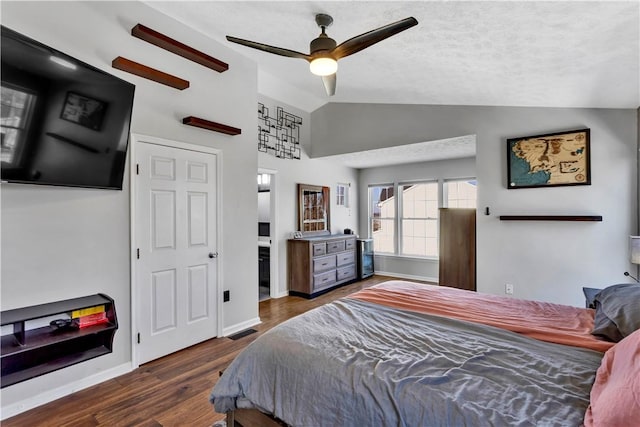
[257,95,359,297]
[358,157,476,281]
[1,0,258,413]
[313,103,638,306]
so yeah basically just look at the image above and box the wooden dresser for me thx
[288,234,357,298]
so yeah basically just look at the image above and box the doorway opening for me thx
[258,172,272,301]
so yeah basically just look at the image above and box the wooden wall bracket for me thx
[132,24,229,73]
[499,215,602,222]
[182,116,241,135]
[112,56,189,90]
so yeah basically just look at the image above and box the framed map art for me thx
[506,128,591,189]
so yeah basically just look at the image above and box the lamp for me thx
[309,57,337,76]
[624,236,640,282]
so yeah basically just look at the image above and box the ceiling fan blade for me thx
[331,17,418,60]
[226,36,311,60]
[321,73,336,96]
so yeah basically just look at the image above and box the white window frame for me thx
[443,177,478,208]
[399,180,439,258]
[368,184,396,255]
[368,177,477,259]
[336,182,350,207]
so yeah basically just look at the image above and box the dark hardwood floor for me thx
[3,275,418,427]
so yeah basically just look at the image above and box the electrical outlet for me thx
[223,290,230,302]
[505,283,514,295]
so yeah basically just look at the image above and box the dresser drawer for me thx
[313,270,336,290]
[336,251,355,266]
[313,255,336,273]
[327,240,346,254]
[312,243,326,256]
[345,238,356,250]
[337,265,356,281]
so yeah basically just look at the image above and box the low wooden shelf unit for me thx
[1,294,118,388]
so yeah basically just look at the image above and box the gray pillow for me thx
[582,287,602,309]
[591,284,640,342]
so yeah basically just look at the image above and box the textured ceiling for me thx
[145,1,638,165]
[146,1,639,110]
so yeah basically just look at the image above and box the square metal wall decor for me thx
[258,103,302,160]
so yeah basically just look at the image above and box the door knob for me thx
[209,252,218,259]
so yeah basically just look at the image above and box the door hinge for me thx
[137,333,141,344]
[136,163,139,175]
[137,248,140,259]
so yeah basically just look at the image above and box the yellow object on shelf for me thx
[71,305,105,318]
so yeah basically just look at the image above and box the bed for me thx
[211,280,640,426]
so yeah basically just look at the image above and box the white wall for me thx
[1,1,257,415]
[358,157,476,281]
[257,95,358,298]
[313,103,637,307]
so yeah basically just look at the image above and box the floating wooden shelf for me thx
[132,24,228,73]
[499,215,602,222]
[1,294,117,388]
[182,116,241,135]
[112,56,189,90]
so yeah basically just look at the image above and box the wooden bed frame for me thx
[226,408,287,427]
[219,371,287,427]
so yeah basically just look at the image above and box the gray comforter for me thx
[211,298,602,427]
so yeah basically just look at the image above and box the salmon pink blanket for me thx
[349,280,613,352]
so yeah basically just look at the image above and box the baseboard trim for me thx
[222,317,261,337]
[271,290,289,299]
[374,271,438,284]
[1,362,134,420]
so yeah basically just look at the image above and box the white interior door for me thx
[135,141,218,364]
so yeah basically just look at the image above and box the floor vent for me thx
[227,328,257,340]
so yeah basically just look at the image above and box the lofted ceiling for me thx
[145,1,639,166]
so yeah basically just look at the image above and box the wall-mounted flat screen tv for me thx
[1,26,135,190]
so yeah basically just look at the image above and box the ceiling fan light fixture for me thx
[309,57,337,76]
[227,15,418,95]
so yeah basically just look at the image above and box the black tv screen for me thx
[1,26,135,190]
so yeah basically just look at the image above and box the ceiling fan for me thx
[226,14,418,96]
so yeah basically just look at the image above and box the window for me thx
[369,185,395,254]
[445,179,477,208]
[368,178,477,258]
[401,182,439,257]
[0,85,36,165]
[336,183,349,207]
